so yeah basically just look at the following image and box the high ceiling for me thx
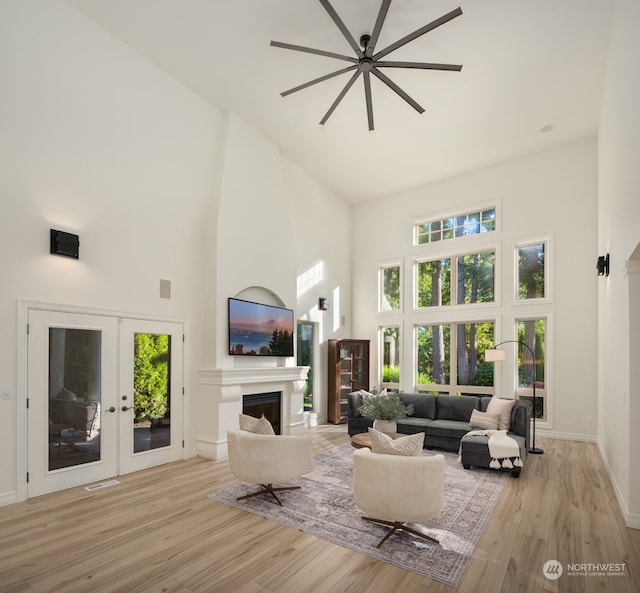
[66,0,615,203]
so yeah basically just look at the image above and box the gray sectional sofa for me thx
[347,391,532,477]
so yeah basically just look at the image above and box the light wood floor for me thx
[0,425,638,593]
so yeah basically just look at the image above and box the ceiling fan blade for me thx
[375,60,462,71]
[363,71,374,130]
[270,40,357,63]
[373,6,463,61]
[320,70,362,125]
[366,0,393,57]
[318,0,364,58]
[280,65,358,97]
[371,68,424,114]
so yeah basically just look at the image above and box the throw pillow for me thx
[485,398,516,431]
[356,389,375,398]
[368,428,425,456]
[238,413,275,435]
[469,409,501,430]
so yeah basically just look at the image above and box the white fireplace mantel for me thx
[197,366,309,460]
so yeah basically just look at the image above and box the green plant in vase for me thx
[359,390,413,433]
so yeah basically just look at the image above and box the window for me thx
[380,326,400,386]
[416,249,495,308]
[379,263,401,312]
[296,321,315,411]
[417,258,451,307]
[414,207,495,245]
[515,318,546,420]
[517,241,546,300]
[457,251,495,304]
[415,321,495,395]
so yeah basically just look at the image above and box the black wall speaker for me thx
[50,229,79,259]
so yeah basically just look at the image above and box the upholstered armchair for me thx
[352,448,445,548]
[227,428,313,505]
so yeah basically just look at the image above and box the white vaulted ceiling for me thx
[66,0,615,202]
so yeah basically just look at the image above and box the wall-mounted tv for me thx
[228,297,295,357]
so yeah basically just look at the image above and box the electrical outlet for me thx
[2,387,12,400]
[584,415,592,424]
[575,416,582,424]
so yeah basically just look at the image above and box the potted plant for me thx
[358,390,414,433]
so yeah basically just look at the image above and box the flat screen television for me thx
[228,297,295,357]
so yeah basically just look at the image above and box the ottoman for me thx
[460,432,527,478]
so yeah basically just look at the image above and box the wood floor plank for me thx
[0,428,637,593]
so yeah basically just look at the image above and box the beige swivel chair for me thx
[227,428,313,505]
[352,448,445,548]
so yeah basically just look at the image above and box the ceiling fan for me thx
[270,0,463,131]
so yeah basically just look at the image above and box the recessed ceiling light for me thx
[540,124,554,133]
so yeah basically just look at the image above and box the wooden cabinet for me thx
[327,339,370,424]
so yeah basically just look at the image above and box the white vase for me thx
[373,419,397,433]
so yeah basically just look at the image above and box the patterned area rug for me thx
[209,442,508,586]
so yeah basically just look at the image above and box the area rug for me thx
[208,442,508,586]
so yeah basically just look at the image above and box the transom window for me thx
[414,207,495,245]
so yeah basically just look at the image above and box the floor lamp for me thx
[485,340,543,455]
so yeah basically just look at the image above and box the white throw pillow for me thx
[238,413,275,435]
[469,409,500,430]
[368,428,424,456]
[485,398,516,431]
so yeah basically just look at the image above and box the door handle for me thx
[106,406,116,413]
[121,406,133,412]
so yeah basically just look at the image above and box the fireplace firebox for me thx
[243,392,282,435]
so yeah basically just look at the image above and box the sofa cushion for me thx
[368,428,425,456]
[469,409,500,430]
[460,432,526,457]
[399,393,436,419]
[480,396,493,412]
[435,395,480,422]
[427,419,473,439]
[486,398,516,430]
[397,417,434,429]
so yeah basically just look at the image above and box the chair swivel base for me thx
[236,483,301,506]
[361,516,440,548]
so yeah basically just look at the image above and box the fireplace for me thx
[243,391,282,435]
[197,366,309,459]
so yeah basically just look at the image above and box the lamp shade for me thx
[484,348,507,362]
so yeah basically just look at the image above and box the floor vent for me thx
[85,479,120,492]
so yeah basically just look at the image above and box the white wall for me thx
[0,0,351,503]
[0,0,222,502]
[282,156,353,422]
[598,0,640,527]
[212,113,297,369]
[352,139,599,441]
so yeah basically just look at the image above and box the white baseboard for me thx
[535,429,597,442]
[196,437,228,460]
[0,491,17,508]
[596,440,640,529]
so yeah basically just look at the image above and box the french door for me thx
[27,309,184,497]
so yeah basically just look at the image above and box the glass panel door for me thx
[27,310,184,497]
[132,332,172,454]
[118,319,184,475]
[48,327,102,470]
[28,310,118,498]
